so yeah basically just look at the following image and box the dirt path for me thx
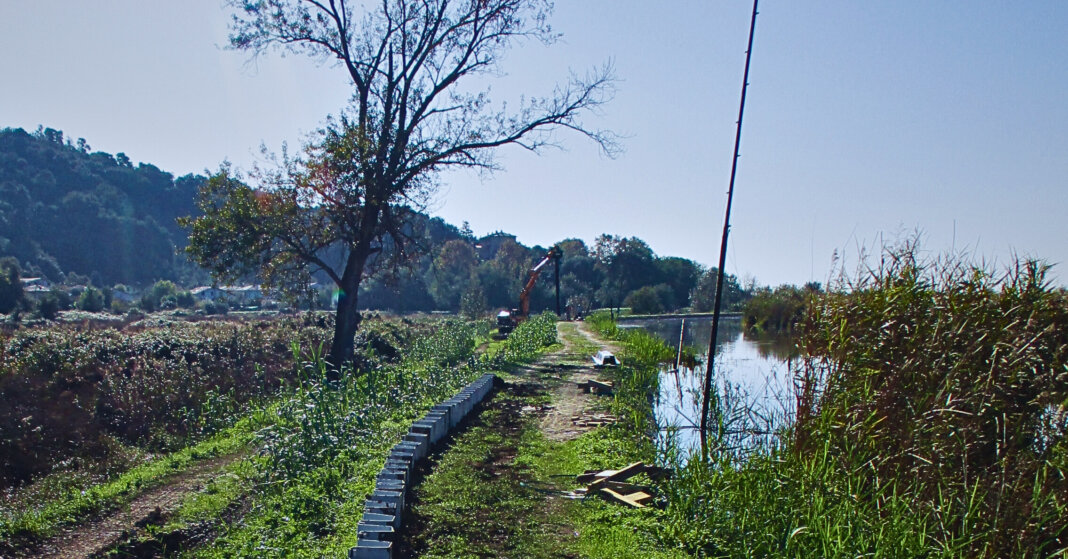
[18,453,242,559]
[537,322,620,442]
[398,320,621,558]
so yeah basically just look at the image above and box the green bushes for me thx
[742,283,819,334]
[498,312,558,362]
[258,320,485,482]
[193,314,558,557]
[0,317,331,486]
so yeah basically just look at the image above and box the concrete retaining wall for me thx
[348,373,498,558]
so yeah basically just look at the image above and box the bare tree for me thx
[185,0,616,368]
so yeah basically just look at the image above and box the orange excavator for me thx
[496,246,561,337]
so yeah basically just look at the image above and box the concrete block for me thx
[372,489,404,510]
[364,498,398,512]
[376,479,405,492]
[350,538,391,559]
[394,440,424,460]
[360,512,396,527]
[403,432,429,450]
[377,467,407,483]
[364,505,401,527]
[389,449,415,464]
[410,421,441,445]
[383,459,411,475]
[431,404,455,428]
[357,522,395,541]
[420,412,448,440]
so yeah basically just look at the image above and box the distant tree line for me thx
[354,229,751,316]
[0,125,757,318]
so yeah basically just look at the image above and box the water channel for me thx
[617,316,796,456]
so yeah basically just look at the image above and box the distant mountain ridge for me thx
[0,126,206,286]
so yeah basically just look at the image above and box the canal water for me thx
[617,316,795,456]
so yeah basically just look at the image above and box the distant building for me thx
[24,284,50,300]
[191,285,262,305]
[20,277,51,288]
[475,231,517,260]
[191,286,226,301]
[225,285,262,305]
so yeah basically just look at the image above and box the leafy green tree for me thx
[428,240,478,310]
[459,278,488,319]
[186,0,615,367]
[0,127,204,285]
[140,280,178,312]
[690,267,747,312]
[37,293,60,319]
[593,234,661,309]
[656,256,701,310]
[624,285,666,315]
[49,288,73,311]
[175,291,196,308]
[0,258,24,314]
[75,286,105,312]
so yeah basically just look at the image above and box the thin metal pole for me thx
[700,0,759,462]
[554,254,561,315]
[674,318,685,404]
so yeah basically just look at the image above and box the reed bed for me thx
[610,247,1067,558]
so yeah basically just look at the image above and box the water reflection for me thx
[619,316,795,456]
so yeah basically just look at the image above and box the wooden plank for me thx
[576,468,618,484]
[587,379,614,394]
[588,462,645,489]
[598,487,647,508]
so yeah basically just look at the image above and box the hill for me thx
[0,126,205,286]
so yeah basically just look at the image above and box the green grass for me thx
[179,314,562,557]
[404,316,685,559]
[406,384,685,559]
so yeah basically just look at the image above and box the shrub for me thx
[36,294,60,320]
[742,283,817,334]
[75,286,105,312]
[624,285,665,315]
[175,291,196,308]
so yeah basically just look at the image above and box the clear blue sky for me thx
[2,1,1065,287]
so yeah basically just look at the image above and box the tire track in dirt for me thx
[16,453,243,559]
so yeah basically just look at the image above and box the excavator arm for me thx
[518,248,558,317]
[495,246,560,338]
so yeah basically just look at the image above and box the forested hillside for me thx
[0,127,205,286]
[0,126,749,314]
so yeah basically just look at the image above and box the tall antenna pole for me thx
[700,0,759,461]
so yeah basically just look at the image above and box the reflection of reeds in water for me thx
[655,357,794,461]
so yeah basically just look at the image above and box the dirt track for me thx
[17,453,241,559]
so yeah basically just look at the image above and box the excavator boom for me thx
[496,246,561,337]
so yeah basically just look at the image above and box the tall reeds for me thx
[794,247,1067,556]
[657,245,1067,557]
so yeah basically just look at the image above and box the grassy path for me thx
[398,322,685,559]
[25,452,247,559]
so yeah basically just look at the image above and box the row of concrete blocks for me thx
[348,373,497,559]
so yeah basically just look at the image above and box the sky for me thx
[2,1,1066,288]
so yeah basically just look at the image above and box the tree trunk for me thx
[327,250,369,375]
[327,283,361,375]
